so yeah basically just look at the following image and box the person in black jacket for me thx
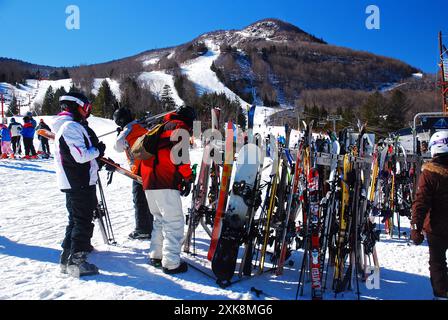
[36,119,52,158]
[53,92,106,277]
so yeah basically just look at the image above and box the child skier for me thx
[8,118,22,156]
[412,130,448,300]
[36,118,52,158]
[0,120,13,159]
[53,92,106,277]
[140,106,196,274]
[112,107,153,240]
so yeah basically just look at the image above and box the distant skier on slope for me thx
[112,107,154,240]
[140,106,196,274]
[53,92,106,277]
[36,118,52,158]
[8,118,22,156]
[412,130,448,300]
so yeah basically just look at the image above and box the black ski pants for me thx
[427,233,448,297]
[133,180,153,234]
[23,137,36,156]
[11,136,21,154]
[62,186,97,254]
[40,138,50,154]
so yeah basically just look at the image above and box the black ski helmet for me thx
[176,105,197,127]
[113,107,133,128]
[60,92,91,118]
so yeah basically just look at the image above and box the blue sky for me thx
[0,0,445,73]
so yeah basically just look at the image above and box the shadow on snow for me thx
[0,162,55,174]
[0,236,233,299]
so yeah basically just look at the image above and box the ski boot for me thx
[149,258,162,268]
[434,292,448,300]
[163,261,188,275]
[67,252,99,277]
[59,249,70,274]
[128,230,151,240]
[9,153,15,159]
[30,155,38,159]
[1,153,7,159]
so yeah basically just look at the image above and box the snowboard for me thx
[211,142,262,284]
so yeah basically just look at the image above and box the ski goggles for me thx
[59,95,92,116]
[429,137,448,149]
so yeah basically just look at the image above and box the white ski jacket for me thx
[53,112,100,191]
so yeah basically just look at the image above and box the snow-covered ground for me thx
[138,71,184,106]
[180,40,248,106]
[0,115,434,300]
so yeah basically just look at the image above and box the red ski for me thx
[207,121,234,261]
[308,167,322,300]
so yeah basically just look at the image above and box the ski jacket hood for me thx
[114,120,149,175]
[412,158,448,237]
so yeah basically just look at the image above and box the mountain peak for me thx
[238,18,325,44]
[244,18,303,33]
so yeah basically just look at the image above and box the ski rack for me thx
[182,251,275,288]
[314,152,422,169]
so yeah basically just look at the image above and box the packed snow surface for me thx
[0,113,434,300]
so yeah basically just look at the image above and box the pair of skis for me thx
[183,108,221,254]
[296,121,324,300]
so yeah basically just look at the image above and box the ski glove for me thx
[411,229,424,245]
[104,158,118,172]
[97,142,106,158]
[180,179,192,197]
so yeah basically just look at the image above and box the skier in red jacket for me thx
[140,106,196,274]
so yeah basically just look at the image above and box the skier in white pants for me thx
[140,106,196,274]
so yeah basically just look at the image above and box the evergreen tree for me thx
[361,91,386,128]
[61,69,70,79]
[68,83,80,93]
[342,106,355,126]
[383,89,410,132]
[6,96,18,116]
[92,80,118,118]
[52,87,67,114]
[160,84,176,110]
[41,86,55,115]
[310,104,320,121]
[319,106,328,120]
[303,104,310,123]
